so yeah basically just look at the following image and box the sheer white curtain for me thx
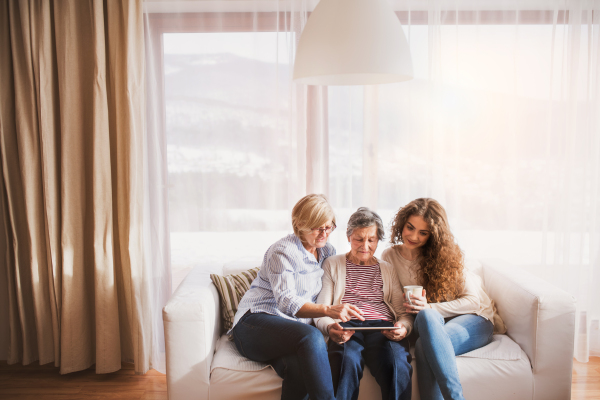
[142,4,317,374]
[143,0,600,363]
[143,0,319,289]
[328,0,600,362]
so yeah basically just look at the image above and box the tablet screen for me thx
[341,326,402,331]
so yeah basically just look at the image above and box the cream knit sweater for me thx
[314,254,415,339]
[381,246,506,334]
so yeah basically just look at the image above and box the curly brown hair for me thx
[389,198,464,303]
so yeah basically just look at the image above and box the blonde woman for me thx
[382,198,505,400]
[230,194,363,400]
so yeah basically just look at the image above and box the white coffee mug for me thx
[403,285,423,305]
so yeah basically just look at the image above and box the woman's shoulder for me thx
[377,257,395,272]
[381,245,402,262]
[269,233,302,252]
[382,245,420,274]
[264,234,306,265]
[323,253,345,266]
[322,241,336,257]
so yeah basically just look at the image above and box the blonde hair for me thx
[292,194,336,240]
[390,198,464,303]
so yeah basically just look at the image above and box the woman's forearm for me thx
[298,302,365,322]
[430,272,481,317]
[430,294,479,317]
[295,302,331,318]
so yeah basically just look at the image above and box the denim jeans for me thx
[328,320,412,400]
[231,312,335,400]
[413,309,494,400]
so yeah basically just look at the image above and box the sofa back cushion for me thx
[223,257,262,276]
[211,267,260,333]
[464,258,483,277]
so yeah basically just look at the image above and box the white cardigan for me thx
[382,246,507,334]
[314,254,414,339]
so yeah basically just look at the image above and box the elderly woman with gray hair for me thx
[315,207,413,400]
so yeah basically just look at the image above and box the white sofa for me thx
[163,258,576,400]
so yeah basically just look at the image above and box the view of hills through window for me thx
[163,32,295,282]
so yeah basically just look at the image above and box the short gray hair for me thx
[346,207,385,241]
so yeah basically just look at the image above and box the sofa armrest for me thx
[163,267,222,400]
[481,259,576,400]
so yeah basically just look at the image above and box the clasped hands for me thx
[325,303,407,345]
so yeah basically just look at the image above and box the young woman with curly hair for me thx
[382,198,505,400]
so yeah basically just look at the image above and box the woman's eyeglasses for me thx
[312,224,336,235]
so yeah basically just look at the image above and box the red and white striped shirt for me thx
[341,259,393,321]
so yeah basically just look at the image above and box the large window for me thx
[148,10,599,300]
[164,31,292,232]
[154,21,299,285]
[327,23,585,268]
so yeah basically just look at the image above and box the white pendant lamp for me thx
[293,0,413,86]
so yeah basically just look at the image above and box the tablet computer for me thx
[341,326,402,331]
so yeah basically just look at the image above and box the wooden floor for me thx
[573,357,600,400]
[1,357,599,399]
[0,362,166,400]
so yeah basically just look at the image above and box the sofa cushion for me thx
[464,258,483,277]
[212,333,522,375]
[210,267,260,332]
[459,334,522,360]
[457,349,533,400]
[209,334,532,400]
[212,335,270,372]
[210,365,282,400]
[223,257,262,275]
[210,335,406,400]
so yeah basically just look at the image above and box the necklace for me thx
[346,252,376,266]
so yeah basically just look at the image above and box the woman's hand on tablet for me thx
[328,322,354,344]
[326,303,365,322]
[382,322,407,341]
[404,289,431,314]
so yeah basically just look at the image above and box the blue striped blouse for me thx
[229,233,336,332]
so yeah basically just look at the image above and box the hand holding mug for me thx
[403,287,431,314]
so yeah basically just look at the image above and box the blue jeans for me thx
[231,312,335,400]
[328,320,412,400]
[414,309,493,400]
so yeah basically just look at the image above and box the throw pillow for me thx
[211,267,260,333]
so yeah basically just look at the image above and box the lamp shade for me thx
[293,0,413,86]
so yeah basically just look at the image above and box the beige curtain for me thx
[0,0,149,374]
